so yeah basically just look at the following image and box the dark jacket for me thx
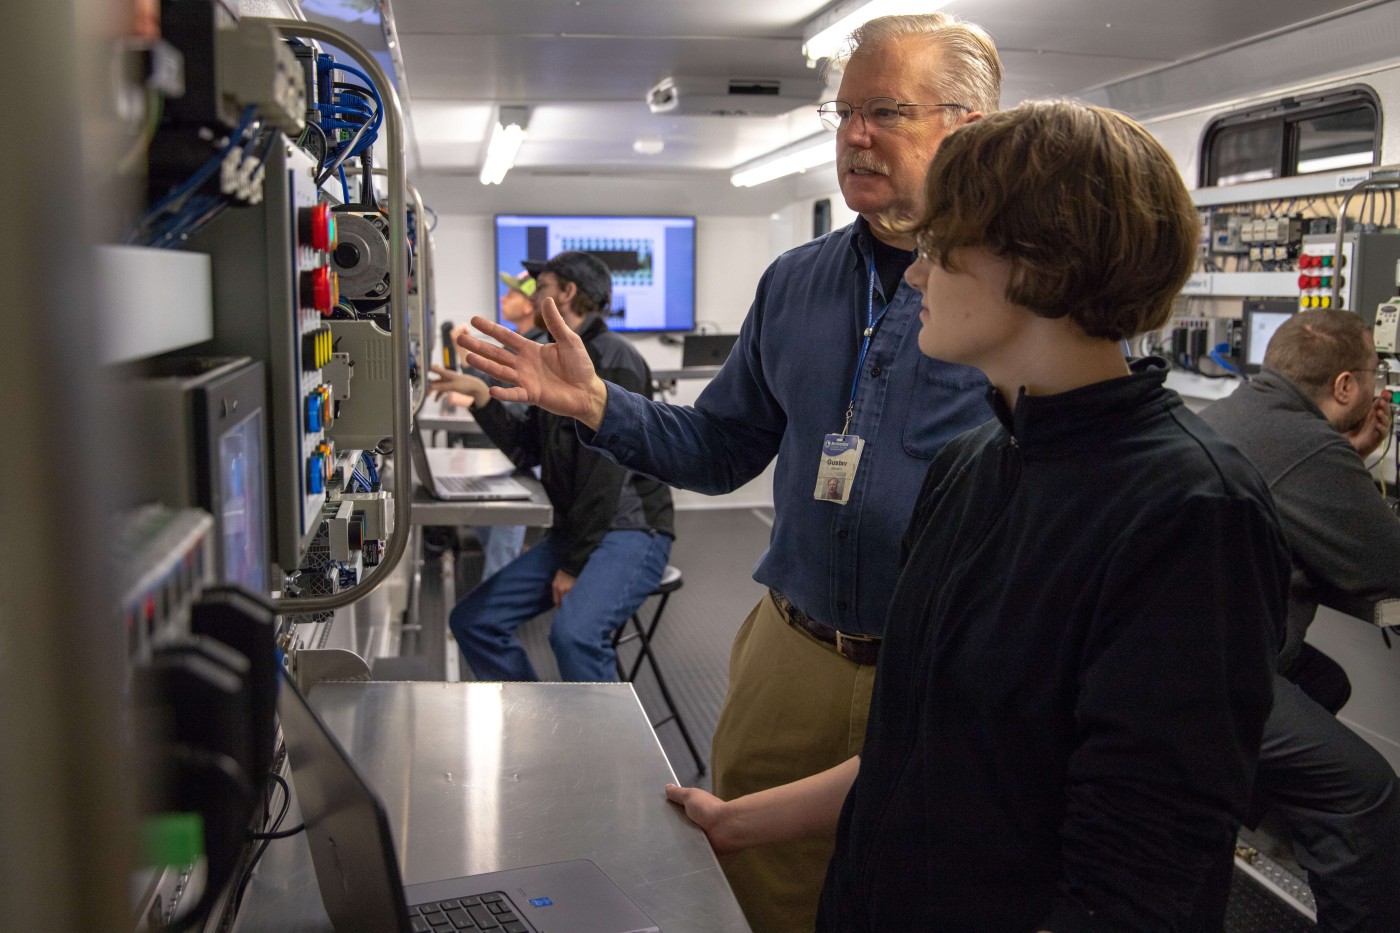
[1200,369,1400,671]
[473,314,674,575]
[818,361,1288,932]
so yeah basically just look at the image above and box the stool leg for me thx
[627,591,669,680]
[629,602,706,776]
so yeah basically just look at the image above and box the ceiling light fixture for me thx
[479,105,530,186]
[802,0,953,66]
[730,133,836,188]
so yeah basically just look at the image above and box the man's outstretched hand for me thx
[456,298,610,430]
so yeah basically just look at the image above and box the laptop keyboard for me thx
[438,475,507,495]
[409,892,530,932]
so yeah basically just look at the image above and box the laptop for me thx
[409,430,533,501]
[680,334,739,368]
[277,670,662,933]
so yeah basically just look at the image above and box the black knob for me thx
[334,242,362,268]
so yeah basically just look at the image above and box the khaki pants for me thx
[712,593,877,933]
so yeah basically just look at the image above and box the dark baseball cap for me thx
[525,251,612,309]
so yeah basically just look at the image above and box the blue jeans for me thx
[471,524,525,580]
[450,530,672,682]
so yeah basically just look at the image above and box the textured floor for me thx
[1226,868,1317,932]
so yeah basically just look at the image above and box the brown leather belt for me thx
[771,589,881,666]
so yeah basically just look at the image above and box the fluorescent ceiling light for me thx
[731,133,836,188]
[479,106,530,186]
[803,0,953,65]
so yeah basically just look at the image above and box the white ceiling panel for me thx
[945,0,1368,61]
[380,0,1400,186]
[394,0,829,38]
[400,34,819,101]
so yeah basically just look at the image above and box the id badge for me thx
[814,434,865,504]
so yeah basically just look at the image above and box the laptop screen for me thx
[278,671,412,933]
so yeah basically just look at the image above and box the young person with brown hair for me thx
[666,100,1291,931]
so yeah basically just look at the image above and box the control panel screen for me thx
[220,409,268,592]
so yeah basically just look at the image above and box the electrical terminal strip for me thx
[216,18,307,137]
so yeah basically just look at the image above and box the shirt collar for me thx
[989,356,1174,451]
[1251,367,1331,423]
[577,313,609,341]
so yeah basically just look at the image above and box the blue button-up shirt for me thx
[582,218,993,635]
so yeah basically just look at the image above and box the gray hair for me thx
[827,13,1003,124]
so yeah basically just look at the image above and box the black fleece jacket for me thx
[472,314,674,575]
[818,360,1288,933]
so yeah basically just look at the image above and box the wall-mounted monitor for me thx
[1241,299,1296,374]
[494,214,697,333]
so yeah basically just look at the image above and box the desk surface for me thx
[238,682,749,932]
[417,395,485,435]
[652,366,722,382]
[410,447,553,527]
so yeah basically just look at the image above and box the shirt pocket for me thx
[902,356,990,459]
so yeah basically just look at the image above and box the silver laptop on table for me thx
[277,670,661,933]
[409,429,533,501]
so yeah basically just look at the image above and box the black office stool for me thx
[611,565,707,776]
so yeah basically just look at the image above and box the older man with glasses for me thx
[457,13,1001,930]
[1201,308,1400,932]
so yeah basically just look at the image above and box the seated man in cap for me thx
[430,251,675,681]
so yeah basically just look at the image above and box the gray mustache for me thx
[840,153,889,175]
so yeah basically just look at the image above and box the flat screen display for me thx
[494,214,697,332]
[1244,309,1294,371]
[219,409,267,592]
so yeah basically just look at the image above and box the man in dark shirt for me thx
[455,15,1002,929]
[430,251,674,682]
[1199,309,1400,932]
[667,100,1288,931]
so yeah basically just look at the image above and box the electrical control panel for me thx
[190,144,340,573]
[1297,233,1400,323]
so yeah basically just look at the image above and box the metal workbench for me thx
[235,681,749,932]
[417,394,486,437]
[408,447,554,528]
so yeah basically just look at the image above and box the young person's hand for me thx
[665,785,743,854]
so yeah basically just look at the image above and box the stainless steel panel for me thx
[239,682,747,932]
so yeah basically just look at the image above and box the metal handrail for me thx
[1331,167,1400,310]
[258,18,412,614]
[408,179,432,417]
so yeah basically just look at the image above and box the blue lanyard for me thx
[842,255,892,434]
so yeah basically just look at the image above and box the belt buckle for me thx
[835,629,875,655]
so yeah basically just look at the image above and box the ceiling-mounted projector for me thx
[646,74,824,117]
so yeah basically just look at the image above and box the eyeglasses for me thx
[1352,361,1391,397]
[817,97,970,132]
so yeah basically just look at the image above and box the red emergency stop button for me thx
[299,203,336,252]
[301,266,337,315]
